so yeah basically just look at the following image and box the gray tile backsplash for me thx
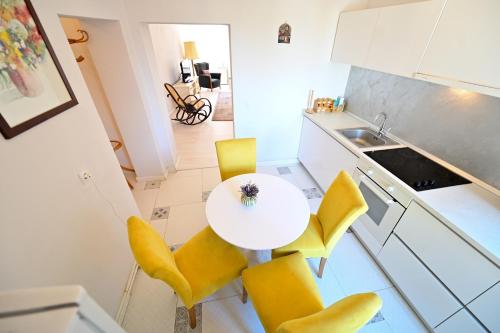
[345,66,500,189]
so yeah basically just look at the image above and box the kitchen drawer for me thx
[434,309,486,333]
[395,201,499,304]
[378,235,461,327]
[468,282,500,332]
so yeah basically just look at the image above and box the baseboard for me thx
[115,263,139,325]
[257,159,300,167]
[135,170,169,183]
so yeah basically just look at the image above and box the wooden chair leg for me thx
[242,286,248,304]
[188,306,197,329]
[318,257,327,278]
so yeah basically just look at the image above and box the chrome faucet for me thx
[374,112,389,137]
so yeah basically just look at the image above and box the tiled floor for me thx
[171,85,234,170]
[127,164,428,333]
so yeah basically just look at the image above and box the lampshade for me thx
[183,41,199,60]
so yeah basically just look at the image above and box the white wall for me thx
[0,0,143,317]
[149,24,184,85]
[60,17,133,168]
[122,0,367,162]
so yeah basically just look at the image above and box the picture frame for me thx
[0,0,78,139]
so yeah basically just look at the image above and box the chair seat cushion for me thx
[174,227,248,304]
[242,253,324,333]
[272,214,327,259]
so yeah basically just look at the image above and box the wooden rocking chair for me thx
[164,83,212,125]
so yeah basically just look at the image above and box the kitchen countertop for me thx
[304,111,500,266]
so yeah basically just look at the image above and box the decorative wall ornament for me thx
[278,22,291,44]
[0,0,78,139]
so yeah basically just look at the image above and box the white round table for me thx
[206,173,310,250]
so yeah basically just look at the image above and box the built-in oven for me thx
[351,167,406,256]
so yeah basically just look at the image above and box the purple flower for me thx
[240,182,259,198]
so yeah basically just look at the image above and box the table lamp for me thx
[183,41,199,77]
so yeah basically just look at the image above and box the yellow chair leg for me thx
[318,257,327,278]
[188,306,197,329]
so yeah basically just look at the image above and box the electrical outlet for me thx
[79,170,92,183]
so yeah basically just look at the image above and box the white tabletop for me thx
[206,173,310,250]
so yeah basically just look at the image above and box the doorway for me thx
[59,16,136,188]
[148,24,234,170]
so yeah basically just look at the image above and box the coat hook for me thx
[76,55,85,63]
[68,30,89,44]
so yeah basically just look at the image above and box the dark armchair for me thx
[194,62,221,91]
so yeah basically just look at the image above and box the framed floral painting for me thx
[0,0,77,139]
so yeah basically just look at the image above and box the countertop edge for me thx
[302,111,500,266]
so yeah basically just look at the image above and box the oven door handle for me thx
[359,175,395,204]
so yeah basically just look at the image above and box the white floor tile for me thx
[123,269,177,333]
[156,170,202,207]
[328,233,393,295]
[202,296,265,333]
[307,259,347,307]
[308,198,323,213]
[202,167,222,192]
[164,202,208,245]
[377,288,428,333]
[289,164,319,189]
[150,219,167,239]
[132,189,159,219]
[256,165,280,176]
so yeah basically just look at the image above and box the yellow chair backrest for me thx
[317,171,368,253]
[276,293,382,333]
[127,216,193,307]
[215,138,257,181]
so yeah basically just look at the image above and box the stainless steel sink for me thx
[337,127,399,148]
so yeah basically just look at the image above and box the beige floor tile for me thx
[202,167,222,192]
[164,202,208,245]
[156,170,202,207]
[123,269,177,333]
[132,189,159,219]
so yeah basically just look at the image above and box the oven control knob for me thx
[367,169,374,176]
[387,186,395,193]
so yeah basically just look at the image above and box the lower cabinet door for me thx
[378,235,462,327]
[467,282,500,332]
[434,309,486,333]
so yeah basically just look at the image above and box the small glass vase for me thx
[241,194,257,207]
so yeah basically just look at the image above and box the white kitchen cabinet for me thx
[434,309,486,333]
[395,202,500,305]
[417,0,500,97]
[364,0,444,77]
[468,282,500,332]
[331,8,380,66]
[298,117,358,192]
[378,235,462,327]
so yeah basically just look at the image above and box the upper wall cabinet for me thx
[331,9,380,67]
[331,1,444,77]
[364,1,444,76]
[416,0,500,96]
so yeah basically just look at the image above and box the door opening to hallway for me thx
[148,23,234,170]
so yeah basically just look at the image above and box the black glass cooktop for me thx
[364,148,471,191]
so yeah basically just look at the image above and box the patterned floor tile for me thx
[277,166,292,175]
[151,206,170,220]
[175,304,202,333]
[145,180,162,190]
[302,187,323,199]
[202,191,211,202]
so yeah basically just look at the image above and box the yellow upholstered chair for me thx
[242,252,382,333]
[272,170,368,278]
[127,216,248,329]
[215,138,256,181]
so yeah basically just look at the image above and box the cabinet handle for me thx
[413,72,500,90]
